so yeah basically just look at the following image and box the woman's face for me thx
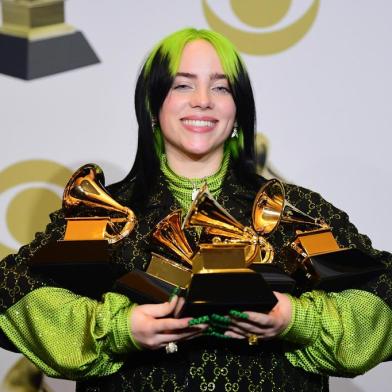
[158,39,236,162]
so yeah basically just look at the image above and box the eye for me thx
[172,83,192,91]
[172,77,194,91]
[212,85,232,94]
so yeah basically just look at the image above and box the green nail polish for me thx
[204,326,231,339]
[229,309,249,319]
[169,286,181,301]
[189,315,210,326]
[202,315,210,323]
[211,314,231,325]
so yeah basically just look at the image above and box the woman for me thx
[0,28,391,391]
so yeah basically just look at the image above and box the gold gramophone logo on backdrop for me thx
[203,0,320,55]
[0,160,72,258]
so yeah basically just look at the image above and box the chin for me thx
[183,144,213,156]
[185,147,224,161]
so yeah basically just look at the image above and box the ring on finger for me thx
[248,334,259,346]
[165,342,178,354]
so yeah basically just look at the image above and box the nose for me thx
[190,87,213,109]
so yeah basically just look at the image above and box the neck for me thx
[164,146,224,179]
[160,150,230,212]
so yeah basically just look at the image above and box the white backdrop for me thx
[0,1,391,391]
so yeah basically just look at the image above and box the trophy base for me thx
[30,240,115,299]
[0,31,99,80]
[114,268,278,317]
[114,270,184,304]
[181,270,278,316]
[249,264,296,293]
[293,248,385,291]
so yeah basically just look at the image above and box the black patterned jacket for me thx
[0,167,391,392]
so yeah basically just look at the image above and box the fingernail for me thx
[169,286,181,302]
[211,314,231,325]
[203,326,232,339]
[188,315,210,326]
[229,309,249,319]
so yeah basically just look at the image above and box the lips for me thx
[183,119,215,127]
[181,116,218,132]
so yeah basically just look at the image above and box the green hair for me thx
[124,28,256,203]
[225,128,244,159]
[145,28,245,159]
[144,28,242,83]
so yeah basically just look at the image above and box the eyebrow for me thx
[175,72,228,80]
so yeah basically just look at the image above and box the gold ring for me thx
[248,334,259,346]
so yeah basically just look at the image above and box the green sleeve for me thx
[0,287,141,380]
[280,289,392,376]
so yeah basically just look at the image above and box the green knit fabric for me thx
[160,150,230,212]
[0,288,140,380]
[0,286,391,380]
[0,155,391,380]
[281,289,392,375]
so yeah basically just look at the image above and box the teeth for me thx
[182,119,215,127]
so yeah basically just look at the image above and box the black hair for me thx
[114,29,258,207]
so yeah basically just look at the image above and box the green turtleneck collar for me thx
[160,151,230,212]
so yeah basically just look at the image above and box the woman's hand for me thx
[225,292,292,341]
[130,296,206,350]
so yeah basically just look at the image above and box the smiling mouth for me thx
[181,119,217,128]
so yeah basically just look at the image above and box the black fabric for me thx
[1,166,391,391]
[81,168,391,391]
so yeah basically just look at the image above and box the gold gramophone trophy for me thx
[30,164,137,298]
[115,184,294,316]
[0,0,99,79]
[115,210,193,304]
[179,183,296,315]
[253,179,384,290]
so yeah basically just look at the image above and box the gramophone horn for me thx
[183,183,246,241]
[152,210,194,266]
[183,183,274,265]
[63,164,136,243]
[252,179,327,235]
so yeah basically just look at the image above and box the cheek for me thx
[221,99,236,123]
[159,96,182,127]
[158,104,172,136]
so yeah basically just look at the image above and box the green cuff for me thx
[277,294,295,338]
[283,290,392,376]
[279,293,321,345]
[110,302,141,353]
[127,304,143,351]
[0,288,133,379]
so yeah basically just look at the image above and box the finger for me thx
[228,309,249,320]
[139,297,179,319]
[231,313,274,329]
[224,331,246,339]
[230,322,266,335]
[228,320,274,336]
[157,329,206,347]
[188,323,209,330]
[133,323,203,350]
[245,311,274,326]
[180,330,206,341]
[168,286,181,301]
[225,325,249,336]
[174,296,185,318]
[188,315,210,326]
[154,317,193,332]
[226,323,269,337]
